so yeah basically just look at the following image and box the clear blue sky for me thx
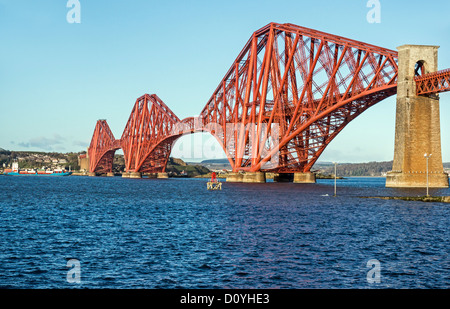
[1,0,449,163]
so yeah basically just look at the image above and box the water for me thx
[0,175,448,289]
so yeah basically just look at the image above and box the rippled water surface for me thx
[0,176,448,288]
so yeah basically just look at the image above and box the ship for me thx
[3,161,72,176]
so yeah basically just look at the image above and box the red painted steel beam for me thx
[120,94,183,173]
[415,68,450,95]
[200,22,399,173]
[88,120,121,173]
[90,23,450,175]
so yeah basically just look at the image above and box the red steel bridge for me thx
[87,22,450,176]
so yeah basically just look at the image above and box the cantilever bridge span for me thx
[87,23,450,183]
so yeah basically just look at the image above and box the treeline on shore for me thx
[0,149,82,170]
[3,148,449,177]
[313,161,393,177]
[0,149,210,177]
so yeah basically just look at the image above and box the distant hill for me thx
[313,161,394,177]
[201,158,230,164]
[166,157,210,177]
[197,158,232,171]
[196,159,396,176]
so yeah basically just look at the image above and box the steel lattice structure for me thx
[120,94,182,173]
[200,23,399,172]
[87,22,450,175]
[415,68,450,95]
[88,120,121,174]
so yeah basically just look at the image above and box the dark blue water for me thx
[0,176,448,289]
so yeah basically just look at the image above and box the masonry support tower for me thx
[386,45,449,188]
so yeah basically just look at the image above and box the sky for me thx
[0,0,449,163]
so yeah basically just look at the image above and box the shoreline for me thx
[362,196,450,203]
[1,172,391,179]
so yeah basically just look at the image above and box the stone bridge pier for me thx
[386,45,449,188]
